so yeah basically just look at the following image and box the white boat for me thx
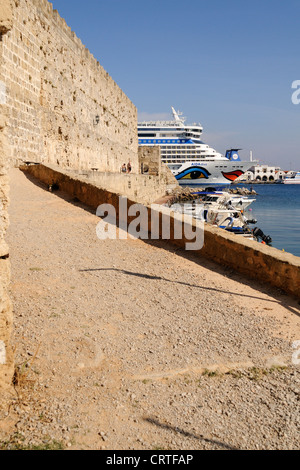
[206,208,271,244]
[138,107,255,185]
[206,208,253,234]
[193,190,256,211]
[284,172,300,184]
[168,192,274,244]
[169,201,271,243]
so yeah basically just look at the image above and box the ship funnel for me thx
[225,149,241,162]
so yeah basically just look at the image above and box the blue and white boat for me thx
[284,172,300,184]
[138,107,254,185]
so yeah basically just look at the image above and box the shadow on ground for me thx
[144,417,239,450]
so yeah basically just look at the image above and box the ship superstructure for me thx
[138,107,252,185]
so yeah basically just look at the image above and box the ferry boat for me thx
[284,172,300,184]
[138,107,254,185]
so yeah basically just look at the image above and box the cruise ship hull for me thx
[169,160,251,185]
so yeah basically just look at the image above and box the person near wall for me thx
[127,161,132,173]
[121,163,127,173]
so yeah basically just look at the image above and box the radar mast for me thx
[171,107,186,126]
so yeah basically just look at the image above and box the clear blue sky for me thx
[51,0,300,169]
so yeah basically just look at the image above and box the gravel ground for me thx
[0,168,299,450]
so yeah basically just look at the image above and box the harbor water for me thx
[243,184,300,257]
[182,183,300,257]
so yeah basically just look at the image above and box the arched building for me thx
[241,165,286,182]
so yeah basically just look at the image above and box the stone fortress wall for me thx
[1,0,139,172]
[0,0,14,399]
[0,0,177,394]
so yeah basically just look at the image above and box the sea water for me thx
[244,184,300,257]
[182,183,300,257]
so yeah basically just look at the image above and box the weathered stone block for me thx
[1,0,138,172]
[0,0,12,35]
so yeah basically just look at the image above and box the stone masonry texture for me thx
[0,0,14,397]
[1,0,139,172]
[0,0,143,397]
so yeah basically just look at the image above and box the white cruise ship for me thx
[138,107,253,185]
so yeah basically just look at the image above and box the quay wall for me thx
[0,1,14,399]
[22,164,300,300]
[21,162,176,205]
[0,0,138,172]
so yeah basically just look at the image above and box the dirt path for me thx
[1,168,299,450]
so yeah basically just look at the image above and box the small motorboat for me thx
[193,190,256,211]
[168,199,272,245]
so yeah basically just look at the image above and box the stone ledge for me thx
[21,163,300,299]
[20,163,172,206]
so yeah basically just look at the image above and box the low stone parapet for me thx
[21,163,300,299]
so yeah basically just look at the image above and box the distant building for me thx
[240,164,286,182]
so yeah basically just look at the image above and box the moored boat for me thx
[284,172,300,184]
[168,196,272,245]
